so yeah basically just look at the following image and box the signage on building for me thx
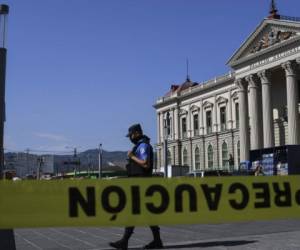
[249,46,300,70]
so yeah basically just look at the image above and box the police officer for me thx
[109,124,163,250]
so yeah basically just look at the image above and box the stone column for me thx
[172,108,175,140]
[157,112,161,144]
[228,89,233,130]
[213,95,218,132]
[201,139,206,169]
[189,140,193,170]
[258,70,274,148]
[246,74,262,150]
[172,146,176,165]
[199,100,204,135]
[159,111,164,143]
[156,149,161,170]
[188,105,192,138]
[174,107,179,140]
[282,61,299,145]
[235,78,250,161]
[196,107,201,136]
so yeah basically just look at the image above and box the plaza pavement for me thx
[14,219,300,250]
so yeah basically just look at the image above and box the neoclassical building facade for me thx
[154,5,300,171]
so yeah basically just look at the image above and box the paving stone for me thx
[13,219,300,250]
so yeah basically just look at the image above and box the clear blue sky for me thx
[3,0,300,153]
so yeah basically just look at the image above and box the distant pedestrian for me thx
[109,124,163,250]
[254,165,264,176]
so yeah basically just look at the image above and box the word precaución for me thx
[69,181,297,218]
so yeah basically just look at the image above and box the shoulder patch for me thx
[140,147,146,155]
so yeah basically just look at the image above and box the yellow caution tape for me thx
[0,176,300,228]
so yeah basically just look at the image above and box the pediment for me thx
[216,96,228,104]
[203,101,213,109]
[228,18,300,68]
[231,91,238,100]
[190,104,200,112]
[179,109,188,116]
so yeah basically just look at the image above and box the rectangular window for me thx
[182,117,187,138]
[193,114,199,136]
[235,103,239,128]
[206,111,212,134]
[220,107,226,131]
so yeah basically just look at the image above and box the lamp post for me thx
[0,5,15,250]
[98,143,102,179]
[0,4,8,177]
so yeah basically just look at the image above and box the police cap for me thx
[126,123,143,137]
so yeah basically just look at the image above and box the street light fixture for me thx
[98,144,103,179]
[0,4,8,48]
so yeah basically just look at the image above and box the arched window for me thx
[165,112,171,137]
[220,106,227,131]
[183,148,188,166]
[167,149,172,166]
[237,141,240,166]
[194,147,200,170]
[207,144,213,169]
[222,142,228,169]
[206,111,212,134]
[193,114,199,136]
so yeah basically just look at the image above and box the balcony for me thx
[194,130,199,136]
[206,127,212,135]
[220,123,226,132]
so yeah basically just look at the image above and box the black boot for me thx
[109,227,133,250]
[143,239,163,249]
[143,226,163,249]
[109,239,128,250]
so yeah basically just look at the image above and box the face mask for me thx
[130,137,139,145]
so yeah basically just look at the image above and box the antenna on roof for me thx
[186,58,190,82]
[268,0,280,19]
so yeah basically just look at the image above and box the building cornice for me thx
[179,73,234,99]
[154,72,235,110]
[178,86,236,109]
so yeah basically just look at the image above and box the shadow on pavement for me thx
[162,240,257,249]
[104,240,257,250]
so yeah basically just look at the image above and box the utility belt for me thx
[126,159,152,177]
